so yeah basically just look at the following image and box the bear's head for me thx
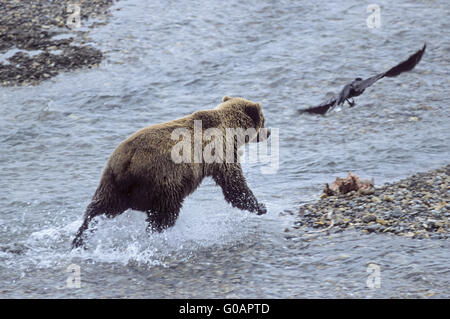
[219,96,270,145]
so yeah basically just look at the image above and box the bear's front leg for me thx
[212,164,266,215]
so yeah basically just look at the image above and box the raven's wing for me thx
[298,96,338,115]
[300,83,353,115]
[383,43,426,77]
[355,72,385,92]
[356,43,427,91]
[300,43,426,116]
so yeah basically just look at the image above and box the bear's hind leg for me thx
[145,209,180,233]
[72,214,95,249]
[72,198,127,249]
[72,199,107,249]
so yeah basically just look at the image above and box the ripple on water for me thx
[0,0,449,298]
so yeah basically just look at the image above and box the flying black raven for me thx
[299,44,426,115]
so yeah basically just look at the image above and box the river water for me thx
[0,0,449,298]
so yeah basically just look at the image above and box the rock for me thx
[293,165,449,240]
[376,218,388,225]
[0,0,114,86]
[371,197,380,203]
[359,188,375,195]
[362,215,377,223]
[391,209,403,218]
[366,224,381,232]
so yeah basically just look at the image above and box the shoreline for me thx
[284,164,449,240]
[0,0,117,86]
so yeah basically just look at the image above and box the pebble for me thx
[392,209,403,218]
[366,224,382,232]
[0,0,114,86]
[291,165,449,240]
[362,215,376,223]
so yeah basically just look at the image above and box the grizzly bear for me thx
[72,96,269,248]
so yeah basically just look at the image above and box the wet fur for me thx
[72,96,268,248]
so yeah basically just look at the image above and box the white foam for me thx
[16,190,255,269]
[68,201,252,266]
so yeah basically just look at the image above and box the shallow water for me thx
[0,0,449,298]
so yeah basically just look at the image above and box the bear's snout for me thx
[250,128,270,143]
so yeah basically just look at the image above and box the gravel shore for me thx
[284,165,449,240]
[0,0,116,86]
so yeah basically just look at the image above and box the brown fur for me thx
[72,96,268,248]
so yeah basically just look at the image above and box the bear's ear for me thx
[222,96,233,102]
[244,104,261,127]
